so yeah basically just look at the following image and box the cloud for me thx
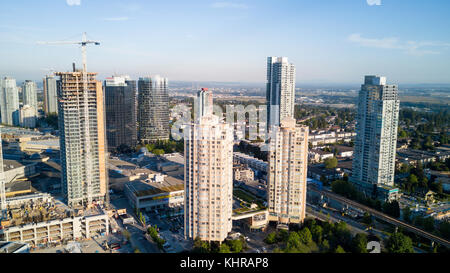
[102,17,129,21]
[348,33,450,56]
[211,2,248,9]
[366,0,381,6]
[66,0,81,6]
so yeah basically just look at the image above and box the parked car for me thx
[110,243,121,250]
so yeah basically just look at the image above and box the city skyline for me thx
[1,0,450,84]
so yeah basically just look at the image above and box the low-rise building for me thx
[397,149,450,166]
[309,149,334,162]
[0,241,30,253]
[334,145,354,158]
[124,172,184,212]
[234,167,254,182]
[233,152,268,174]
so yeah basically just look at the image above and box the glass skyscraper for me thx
[351,76,400,201]
[137,76,170,143]
[266,57,296,130]
[104,76,137,153]
[0,77,20,126]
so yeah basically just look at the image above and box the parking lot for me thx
[146,212,192,253]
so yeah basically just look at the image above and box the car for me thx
[110,243,121,250]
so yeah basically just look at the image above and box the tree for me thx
[152,149,165,155]
[402,207,412,223]
[324,157,338,169]
[311,225,323,244]
[362,212,372,225]
[351,233,368,253]
[334,245,346,253]
[438,221,450,240]
[193,237,210,253]
[321,239,330,252]
[264,232,277,244]
[286,232,302,250]
[277,229,289,242]
[382,201,400,218]
[386,232,414,253]
[227,239,243,253]
[298,228,313,245]
[219,243,231,253]
[423,217,435,232]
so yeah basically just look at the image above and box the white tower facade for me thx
[184,90,233,243]
[268,117,309,225]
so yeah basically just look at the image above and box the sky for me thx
[1,0,450,85]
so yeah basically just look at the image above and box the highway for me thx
[308,185,450,249]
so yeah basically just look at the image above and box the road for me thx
[309,185,450,248]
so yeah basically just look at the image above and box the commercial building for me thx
[104,76,137,152]
[266,57,296,129]
[137,76,170,143]
[22,80,38,116]
[267,117,309,225]
[19,105,37,128]
[43,75,58,115]
[124,172,184,212]
[184,89,234,243]
[3,159,37,185]
[351,76,400,201]
[56,67,107,207]
[0,77,20,126]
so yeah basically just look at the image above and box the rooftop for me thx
[125,171,184,197]
[0,241,29,253]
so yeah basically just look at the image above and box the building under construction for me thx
[56,67,107,208]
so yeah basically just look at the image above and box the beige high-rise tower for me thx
[184,89,233,243]
[268,117,308,225]
[56,69,107,207]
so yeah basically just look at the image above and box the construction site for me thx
[1,194,109,246]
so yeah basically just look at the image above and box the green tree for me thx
[351,233,368,253]
[298,228,313,245]
[227,239,243,253]
[152,149,165,155]
[277,229,289,242]
[334,245,346,253]
[324,157,338,169]
[311,225,323,244]
[386,232,414,253]
[264,232,278,244]
[219,243,231,253]
[423,217,435,232]
[286,232,302,250]
[362,212,373,225]
[402,207,412,223]
[193,237,210,253]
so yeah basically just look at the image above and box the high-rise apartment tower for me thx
[267,117,309,225]
[184,89,233,243]
[56,68,107,207]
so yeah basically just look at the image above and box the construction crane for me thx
[38,33,100,206]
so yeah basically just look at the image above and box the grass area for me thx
[233,188,258,203]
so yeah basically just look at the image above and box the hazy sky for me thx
[1,0,450,84]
